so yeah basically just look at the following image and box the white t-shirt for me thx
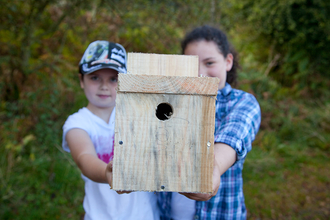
[62,107,159,220]
[170,192,196,220]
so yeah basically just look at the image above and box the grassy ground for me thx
[244,144,330,219]
[3,138,328,220]
[242,85,330,219]
[1,147,85,219]
[2,122,329,220]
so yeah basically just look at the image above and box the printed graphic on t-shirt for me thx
[95,134,115,163]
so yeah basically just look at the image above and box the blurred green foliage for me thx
[221,0,330,92]
[0,0,329,219]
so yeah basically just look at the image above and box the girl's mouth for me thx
[98,95,110,99]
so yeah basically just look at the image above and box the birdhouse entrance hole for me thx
[156,103,173,121]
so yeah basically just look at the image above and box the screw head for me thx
[119,141,123,145]
[161,185,165,190]
[207,141,211,147]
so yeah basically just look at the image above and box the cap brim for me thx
[79,63,127,75]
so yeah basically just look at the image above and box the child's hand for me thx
[106,161,132,194]
[105,161,114,187]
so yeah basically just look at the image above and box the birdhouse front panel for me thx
[113,92,215,193]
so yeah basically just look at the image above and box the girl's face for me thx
[79,68,118,114]
[184,40,233,90]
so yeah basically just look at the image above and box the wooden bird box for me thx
[112,53,219,193]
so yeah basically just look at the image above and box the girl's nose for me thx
[100,81,110,90]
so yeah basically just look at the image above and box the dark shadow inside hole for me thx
[156,103,173,121]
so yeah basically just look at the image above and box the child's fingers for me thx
[115,190,132,194]
[106,161,113,188]
[179,192,213,201]
[107,161,113,172]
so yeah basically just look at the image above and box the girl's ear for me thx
[225,53,234,72]
[79,74,84,89]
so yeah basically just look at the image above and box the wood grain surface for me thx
[117,74,220,95]
[127,53,199,77]
[113,52,217,193]
[113,93,215,193]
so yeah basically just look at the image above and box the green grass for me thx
[238,71,330,219]
[0,147,84,220]
[2,115,329,220]
[244,144,330,219]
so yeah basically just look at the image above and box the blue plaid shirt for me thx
[158,83,261,220]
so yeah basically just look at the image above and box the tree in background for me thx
[221,0,330,92]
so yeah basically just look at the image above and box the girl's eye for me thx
[206,62,213,66]
[90,75,98,81]
[110,77,118,83]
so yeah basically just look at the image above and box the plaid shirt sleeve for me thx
[214,88,261,162]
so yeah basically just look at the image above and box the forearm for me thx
[214,142,236,176]
[75,153,108,183]
[66,128,109,184]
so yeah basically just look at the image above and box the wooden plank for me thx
[113,92,215,193]
[117,74,220,95]
[127,53,199,77]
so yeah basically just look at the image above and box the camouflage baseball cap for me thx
[79,40,127,74]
